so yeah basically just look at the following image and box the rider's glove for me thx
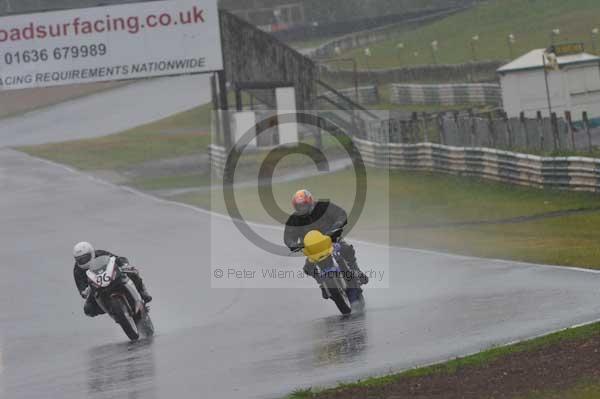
[326,222,344,238]
[80,286,90,299]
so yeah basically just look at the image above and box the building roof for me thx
[497,48,600,74]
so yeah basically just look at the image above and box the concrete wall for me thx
[354,139,600,193]
[220,10,317,109]
[391,83,501,106]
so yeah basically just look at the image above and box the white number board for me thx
[0,0,222,90]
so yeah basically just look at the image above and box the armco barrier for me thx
[353,139,600,192]
[319,60,504,85]
[208,144,227,176]
[390,83,502,106]
[321,85,379,105]
[211,137,600,193]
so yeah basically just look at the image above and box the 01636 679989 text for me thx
[2,43,107,66]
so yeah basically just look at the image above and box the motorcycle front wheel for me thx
[110,296,140,341]
[330,289,352,315]
[136,306,154,338]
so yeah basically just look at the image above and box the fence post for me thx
[583,111,592,153]
[520,112,529,149]
[399,120,406,143]
[411,112,419,143]
[550,112,559,151]
[453,111,461,145]
[469,109,477,146]
[503,111,513,150]
[373,84,381,104]
[438,113,446,145]
[537,111,544,151]
[422,112,429,143]
[565,111,575,150]
[487,112,496,148]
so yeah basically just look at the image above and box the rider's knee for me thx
[340,242,356,261]
[83,302,100,317]
[83,304,95,317]
[303,261,318,278]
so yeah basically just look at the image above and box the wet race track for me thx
[2,76,600,398]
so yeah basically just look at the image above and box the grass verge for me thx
[286,321,600,398]
[336,0,600,69]
[177,168,600,269]
[18,103,212,171]
[128,173,213,191]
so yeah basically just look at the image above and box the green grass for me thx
[128,173,212,191]
[286,322,600,398]
[337,0,600,69]
[180,168,600,268]
[18,103,213,171]
[394,212,600,268]
[289,36,339,50]
[185,167,600,226]
[17,94,600,269]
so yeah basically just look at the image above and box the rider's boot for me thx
[338,241,369,285]
[137,282,153,304]
[356,269,369,285]
[128,271,153,303]
[320,284,330,299]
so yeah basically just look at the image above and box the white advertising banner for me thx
[0,0,222,90]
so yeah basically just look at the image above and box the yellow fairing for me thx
[303,230,333,263]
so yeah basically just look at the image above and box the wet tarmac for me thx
[2,148,600,398]
[0,74,211,147]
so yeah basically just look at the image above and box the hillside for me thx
[339,0,600,69]
[0,0,477,19]
[219,0,478,23]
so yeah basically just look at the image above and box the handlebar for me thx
[326,227,343,237]
[288,227,345,255]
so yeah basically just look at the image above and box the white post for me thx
[233,112,257,148]
[275,87,298,145]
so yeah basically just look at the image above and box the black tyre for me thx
[330,289,352,315]
[352,292,365,311]
[137,307,155,338]
[111,297,139,341]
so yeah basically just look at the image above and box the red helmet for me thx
[292,189,314,215]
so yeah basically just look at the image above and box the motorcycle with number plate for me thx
[86,256,154,341]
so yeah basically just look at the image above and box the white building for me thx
[498,48,600,121]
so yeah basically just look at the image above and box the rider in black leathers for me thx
[72,242,152,317]
[284,190,368,297]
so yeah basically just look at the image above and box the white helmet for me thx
[73,242,95,269]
